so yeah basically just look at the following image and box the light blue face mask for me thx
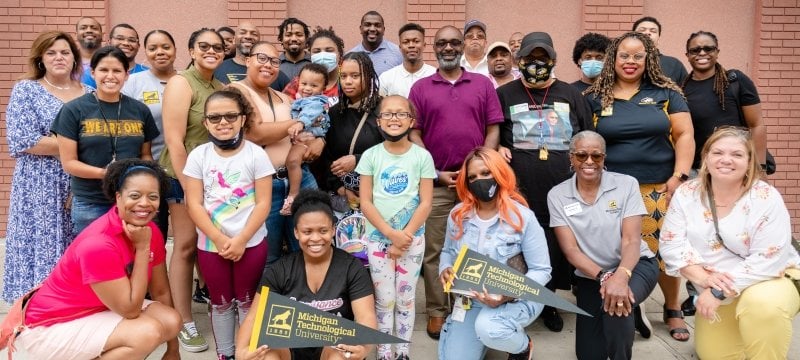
[311,51,338,73]
[580,59,604,79]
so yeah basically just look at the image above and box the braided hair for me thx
[681,31,729,110]
[338,51,381,115]
[585,31,683,110]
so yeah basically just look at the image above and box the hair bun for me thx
[291,189,331,214]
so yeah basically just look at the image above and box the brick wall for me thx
[0,0,106,236]
[583,0,644,36]
[227,0,287,47]
[759,0,800,236]
[406,0,466,64]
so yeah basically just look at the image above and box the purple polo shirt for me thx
[408,69,504,171]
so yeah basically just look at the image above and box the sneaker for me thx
[217,355,234,360]
[178,322,209,352]
[507,335,533,360]
[541,306,563,332]
[633,303,652,339]
[395,354,410,360]
[193,279,209,304]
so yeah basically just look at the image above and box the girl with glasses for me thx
[183,89,273,360]
[584,31,695,342]
[159,27,225,353]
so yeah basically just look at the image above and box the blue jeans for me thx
[438,298,541,360]
[71,197,112,236]
[266,165,317,264]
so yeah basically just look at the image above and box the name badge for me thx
[564,202,583,217]
[600,106,613,117]
[510,103,529,115]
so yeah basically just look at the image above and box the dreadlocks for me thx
[585,31,683,110]
[681,31,729,110]
[338,51,381,115]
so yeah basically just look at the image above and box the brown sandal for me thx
[663,305,690,342]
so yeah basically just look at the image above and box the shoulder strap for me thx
[348,112,369,155]
[707,187,746,260]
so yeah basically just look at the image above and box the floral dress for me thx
[2,80,79,303]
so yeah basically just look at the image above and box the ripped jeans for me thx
[438,296,542,360]
[197,240,268,357]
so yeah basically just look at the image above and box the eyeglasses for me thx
[617,52,646,62]
[378,112,412,120]
[112,36,139,44]
[251,53,281,67]
[571,152,606,163]
[434,39,463,49]
[196,42,225,53]
[205,112,241,124]
[687,45,718,55]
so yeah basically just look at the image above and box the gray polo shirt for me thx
[548,171,654,279]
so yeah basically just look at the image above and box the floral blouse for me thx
[660,179,800,293]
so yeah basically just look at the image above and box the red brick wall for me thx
[406,0,466,64]
[583,0,644,36]
[227,0,287,48]
[759,0,800,237]
[0,0,106,237]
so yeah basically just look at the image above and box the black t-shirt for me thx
[496,79,593,226]
[570,79,591,94]
[51,93,159,203]
[659,53,688,84]
[259,247,373,360]
[587,82,689,183]
[320,105,383,191]
[683,69,760,168]
[213,58,290,91]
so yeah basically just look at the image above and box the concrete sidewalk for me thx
[1,241,798,359]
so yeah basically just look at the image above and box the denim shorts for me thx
[164,177,185,204]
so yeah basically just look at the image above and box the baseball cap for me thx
[487,41,511,55]
[517,32,556,59]
[464,19,486,34]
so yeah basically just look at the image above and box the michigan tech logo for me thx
[458,258,487,285]
[266,305,295,338]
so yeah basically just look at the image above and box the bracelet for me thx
[596,269,613,284]
[617,266,632,279]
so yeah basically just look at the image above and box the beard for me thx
[436,52,462,71]
[80,38,100,50]
[237,43,252,56]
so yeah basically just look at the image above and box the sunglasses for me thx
[251,53,281,67]
[687,45,718,55]
[196,42,225,53]
[205,112,241,124]
[571,152,606,163]
[378,112,412,120]
[434,39,463,49]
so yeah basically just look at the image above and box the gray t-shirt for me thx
[547,171,654,279]
[123,70,165,160]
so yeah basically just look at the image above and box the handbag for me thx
[0,286,40,356]
[728,70,776,175]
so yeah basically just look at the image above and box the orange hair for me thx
[450,147,529,240]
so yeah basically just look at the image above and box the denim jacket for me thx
[439,200,552,287]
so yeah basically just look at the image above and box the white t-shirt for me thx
[184,141,275,252]
[122,70,166,160]
[378,63,437,98]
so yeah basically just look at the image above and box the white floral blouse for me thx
[660,179,800,293]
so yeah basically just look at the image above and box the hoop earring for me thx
[569,164,574,172]
[37,62,44,70]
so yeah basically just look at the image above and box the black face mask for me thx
[468,178,499,202]
[518,59,555,84]
[208,131,243,150]
[379,127,411,142]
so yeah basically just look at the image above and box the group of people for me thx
[2,8,799,360]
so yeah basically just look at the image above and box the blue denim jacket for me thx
[439,200,552,286]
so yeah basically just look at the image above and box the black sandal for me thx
[663,305,690,342]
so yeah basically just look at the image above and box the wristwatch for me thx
[710,288,726,301]
[672,172,689,182]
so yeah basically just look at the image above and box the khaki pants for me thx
[695,273,800,359]
[423,186,458,317]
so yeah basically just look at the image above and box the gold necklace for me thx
[43,76,70,90]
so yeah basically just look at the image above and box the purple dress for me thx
[2,80,77,302]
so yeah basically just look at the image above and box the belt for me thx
[274,166,288,180]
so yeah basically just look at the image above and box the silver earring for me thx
[37,62,44,70]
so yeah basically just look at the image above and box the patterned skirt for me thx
[640,183,668,270]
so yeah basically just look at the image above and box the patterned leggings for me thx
[367,235,425,360]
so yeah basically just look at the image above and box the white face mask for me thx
[311,51,338,72]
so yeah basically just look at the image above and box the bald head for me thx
[235,21,260,57]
